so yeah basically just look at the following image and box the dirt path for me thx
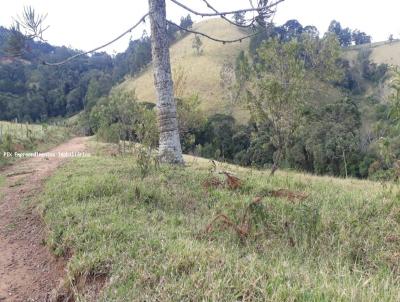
[0,137,89,302]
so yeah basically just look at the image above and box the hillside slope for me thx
[117,18,250,120]
[118,21,400,124]
[345,40,400,66]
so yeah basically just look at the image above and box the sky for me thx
[1,0,400,54]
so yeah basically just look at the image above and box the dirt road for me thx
[0,137,89,301]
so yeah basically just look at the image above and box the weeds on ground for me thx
[134,145,159,179]
[0,175,5,200]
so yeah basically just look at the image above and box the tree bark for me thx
[148,0,184,164]
[270,147,282,176]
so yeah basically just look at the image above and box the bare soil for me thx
[0,137,89,302]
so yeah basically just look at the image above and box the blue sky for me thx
[1,0,399,54]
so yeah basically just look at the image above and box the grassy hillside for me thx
[118,20,400,125]
[343,41,400,138]
[345,40,400,66]
[117,18,250,121]
[35,140,400,301]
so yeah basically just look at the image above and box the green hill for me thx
[117,18,250,121]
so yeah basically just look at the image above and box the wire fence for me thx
[0,120,62,142]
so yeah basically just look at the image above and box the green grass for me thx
[0,121,68,142]
[0,175,5,201]
[0,121,71,167]
[0,175,5,191]
[36,142,400,301]
[1,121,50,137]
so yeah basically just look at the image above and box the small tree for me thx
[176,94,205,152]
[389,68,400,125]
[219,61,237,110]
[192,34,203,55]
[352,30,371,45]
[238,34,342,175]
[179,14,193,30]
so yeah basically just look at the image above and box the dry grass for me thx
[119,21,400,125]
[344,40,400,66]
[117,18,250,122]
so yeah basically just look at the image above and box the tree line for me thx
[86,17,398,179]
[0,14,193,122]
[3,7,399,180]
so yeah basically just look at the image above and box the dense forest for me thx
[1,17,399,180]
[0,14,193,121]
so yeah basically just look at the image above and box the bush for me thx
[97,123,121,144]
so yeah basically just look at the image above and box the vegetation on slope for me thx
[36,141,400,301]
[117,18,251,119]
[0,121,71,167]
[89,25,398,180]
[118,18,390,123]
[0,26,115,121]
[0,174,4,188]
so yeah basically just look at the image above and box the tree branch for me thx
[167,20,262,44]
[14,6,49,41]
[43,13,149,66]
[199,0,256,28]
[169,0,285,17]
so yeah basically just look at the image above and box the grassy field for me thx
[0,121,69,140]
[0,121,71,167]
[34,141,400,301]
[117,18,250,121]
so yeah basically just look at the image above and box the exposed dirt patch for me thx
[0,137,89,302]
[74,273,108,302]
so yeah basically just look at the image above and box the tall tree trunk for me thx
[148,0,184,164]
